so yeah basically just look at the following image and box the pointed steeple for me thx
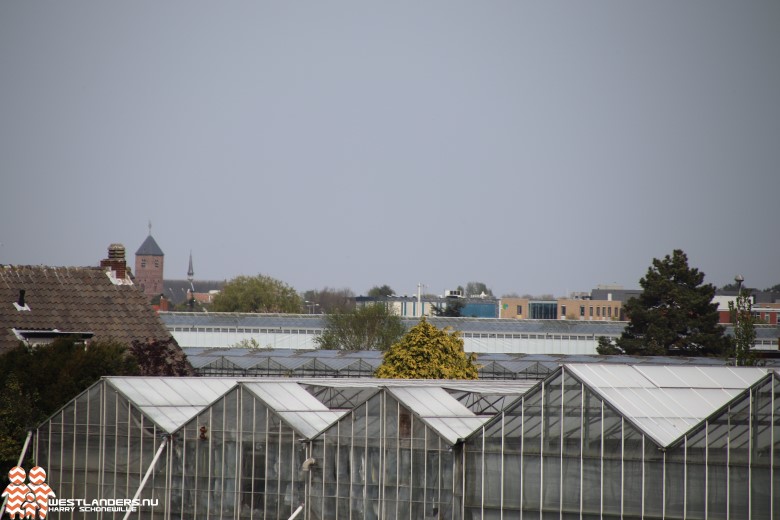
[135,234,164,256]
[187,251,194,283]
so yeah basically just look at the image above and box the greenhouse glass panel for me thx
[664,432,685,519]
[542,374,562,512]
[463,441,482,517]
[752,378,773,519]
[581,388,602,517]
[523,389,542,512]
[773,374,780,520]
[622,423,643,517]
[337,436,351,506]
[729,395,751,519]
[707,407,729,519]
[601,407,622,516]
[643,438,664,519]
[561,372,582,515]
[686,426,707,520]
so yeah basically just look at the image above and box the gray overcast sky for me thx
[1,1,778,298]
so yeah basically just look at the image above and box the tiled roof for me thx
[135,235,164,256]
[164,279,225,304]
[0,265,173,354]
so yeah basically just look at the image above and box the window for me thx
[580,306,585,317]
[517,305,523,315]
[597,307,601,317]
[561,305,567,316]
[608,307,612,317]
[589,307,593,317]
[141,259,146,268]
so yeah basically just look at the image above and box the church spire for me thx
[187,251,194,283]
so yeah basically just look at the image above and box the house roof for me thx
[0,265,173,354]
[164,279,225,304]
[135,234,164,256]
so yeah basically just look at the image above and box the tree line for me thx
[198,251,769,365]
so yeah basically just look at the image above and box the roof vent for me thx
[14,289,30,311]
[108,243,126,260]
[101,243,129,283]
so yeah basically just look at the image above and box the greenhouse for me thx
[30,377,529,520]
[463,364,780,519]
[28,367,780,519]
[306,385,488,519]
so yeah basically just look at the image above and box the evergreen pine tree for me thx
[617,249,729,356]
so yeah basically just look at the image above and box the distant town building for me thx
[356,292,500,319]
[590,284,642,304]
[714,289,780,325]
[499,296,622,321]
[163,251,224,308]
[134,225,165,298]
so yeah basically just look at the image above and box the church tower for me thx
[135,223,164,299]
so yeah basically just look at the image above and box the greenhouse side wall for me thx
[307,391,458,520]
[463,369,780,519]
[34,381,168,520]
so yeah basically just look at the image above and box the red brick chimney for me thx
[100,243,128,279]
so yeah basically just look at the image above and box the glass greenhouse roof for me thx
[387,387,489,444]
[565,364,770,447]
[242,381,346,438]
[107,377,238,433]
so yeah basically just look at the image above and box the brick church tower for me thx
[135,224,164,299]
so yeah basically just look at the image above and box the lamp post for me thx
[735,275,744,296]
[733,275,745,366]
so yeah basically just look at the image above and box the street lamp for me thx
[733,275,745,366]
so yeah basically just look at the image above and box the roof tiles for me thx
[0,265,172,353]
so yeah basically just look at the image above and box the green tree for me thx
[315,304,405,351]
[596,336,622,355]
[0,373,38,465]
[232,338,262,349]
[302,287,355,314]
[765,283,780,294]
[367,285,395,298]
[211,274,302,313]
[431,299,465,317]
[0,339,140,469]
[128,337,195,376]
[729,290,759,366]
[464,281,493,297]
[616,249,729,356]
[375,318,478,379]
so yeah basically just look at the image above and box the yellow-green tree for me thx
[375,318,478,379]
[211,274,302,313]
